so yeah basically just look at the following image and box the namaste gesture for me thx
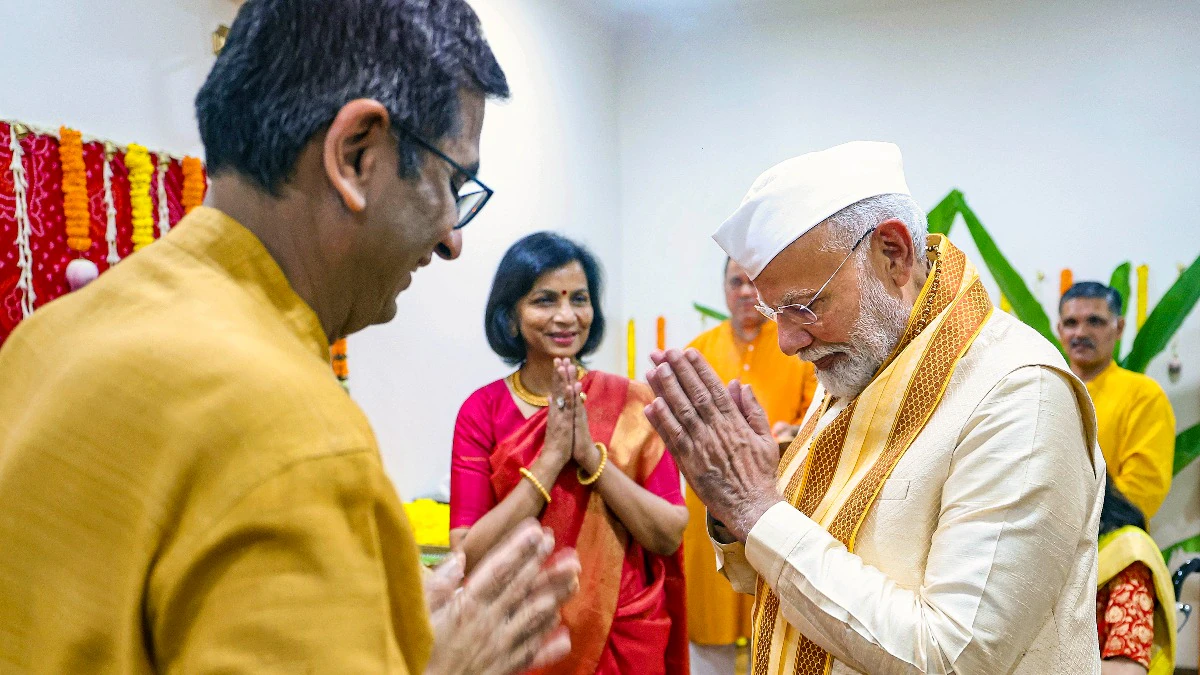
[644,348,784,541]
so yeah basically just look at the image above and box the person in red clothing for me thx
[1096,476,1176,674]
[449,233,689,674]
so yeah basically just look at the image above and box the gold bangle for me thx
[577,442,607,486]
[519,467,552,504]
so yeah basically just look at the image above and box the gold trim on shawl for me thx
[752,236,994,675]
[778,397,829,479]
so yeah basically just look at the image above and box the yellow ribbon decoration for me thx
[626,319,636,379]
[1136,264,1149,329]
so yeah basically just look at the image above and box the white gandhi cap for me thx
[712,141,911,280]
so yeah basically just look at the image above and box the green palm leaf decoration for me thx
[1121,254,1200,373]
[954,194,1063,354]
[1173,422,1200,476]
[1162,532,1200,564]
[926,190,961,236]
[693,302,729,322]
[1108,261,1131,359]
[919,193,1199,481]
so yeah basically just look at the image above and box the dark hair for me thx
[1099,474,1147,537]
[195,0,509,195]
[485,233,606,365]
[1060,281,1122,316]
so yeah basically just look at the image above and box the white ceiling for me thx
[573,0,958,24]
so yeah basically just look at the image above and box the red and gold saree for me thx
[452,371,688,674]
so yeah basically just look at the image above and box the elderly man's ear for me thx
[874,218,918,288]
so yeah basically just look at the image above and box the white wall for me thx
[0,0,237,155]
[616,0,1200,661]
[349,0,623,500]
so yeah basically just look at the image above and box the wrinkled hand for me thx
[643,348,782,541]
[424,550,466,617]
[425,520,581,675]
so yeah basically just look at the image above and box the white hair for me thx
[818,193,928,265]
[798,193,924,398]
[799,264,910,398]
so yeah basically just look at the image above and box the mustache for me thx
[1070,337,1096,349]
[798,344,846,364]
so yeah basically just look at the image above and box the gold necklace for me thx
[508,364,587,408]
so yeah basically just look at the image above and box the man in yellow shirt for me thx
[683,258,818,674]
[1059,281,1176,519]
[0,2,578,673]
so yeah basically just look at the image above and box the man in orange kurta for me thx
[683,259,817,673]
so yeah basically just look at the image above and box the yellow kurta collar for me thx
[163,206,330,362]
[1086,360,1120,394]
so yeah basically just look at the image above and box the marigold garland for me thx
[126,143,155,251]
[2,119,209,322]
[181,156,205,214]
[331,338,349,390]
[58,127,90,253]
[1,118,216,337]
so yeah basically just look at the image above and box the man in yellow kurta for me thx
[1059,282,1176,519]
[684,259,817,673]
[0,2,578,673]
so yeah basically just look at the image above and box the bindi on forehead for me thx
[530,286,587,297]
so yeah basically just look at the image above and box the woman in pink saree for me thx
[450,233,689,674]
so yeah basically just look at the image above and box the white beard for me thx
[800,261,911,400]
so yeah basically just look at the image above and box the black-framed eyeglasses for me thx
[754,226,877,326]
[400,128,493,230]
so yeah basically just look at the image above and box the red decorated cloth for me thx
[0,122,194,346]
[1097,561,1155,668]
[452,371,688,674]
[0,122,22,335]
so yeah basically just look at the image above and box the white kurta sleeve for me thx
[741,366,1097,674]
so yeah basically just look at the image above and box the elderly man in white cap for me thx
[643,141,1106,674]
